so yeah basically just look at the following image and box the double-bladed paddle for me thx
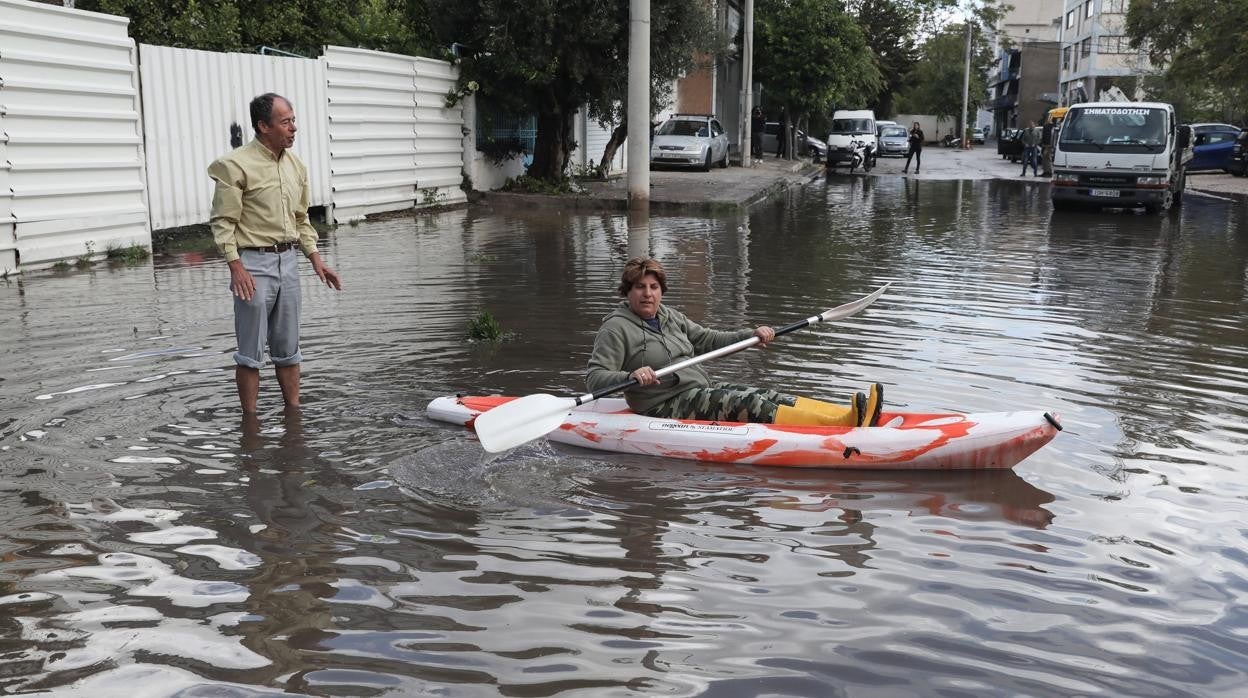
[472,283,891,453]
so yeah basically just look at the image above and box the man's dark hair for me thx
[249,93,288,132]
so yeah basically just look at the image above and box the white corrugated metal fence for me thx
[324,46,465,223]
[0,0,149,270]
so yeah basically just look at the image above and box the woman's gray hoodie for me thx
[586,301,754,414]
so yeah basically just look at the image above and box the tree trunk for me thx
[598,120,628,176]
[528,109,576,181]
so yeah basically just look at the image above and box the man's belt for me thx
[240,241,298,253]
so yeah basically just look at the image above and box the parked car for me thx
[877,125,910,157]
[760,122,826,160]
[1231,129,1248,177]
[998,127,1023,162]
[971,127,986,144]
[1187,122,1242,172]
[650,114,730,171]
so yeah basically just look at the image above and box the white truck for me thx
[1050,101,1192,214]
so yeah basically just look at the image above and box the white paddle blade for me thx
[472,394,578,453]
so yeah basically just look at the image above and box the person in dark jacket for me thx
[903,121,924,174]
[750,107,765,159]
[587,257,883,427]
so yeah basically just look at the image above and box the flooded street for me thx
[2,176,1246,695]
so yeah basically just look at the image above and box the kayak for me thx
[426,395,1061,470]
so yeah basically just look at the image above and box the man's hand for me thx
[310,253,342,290]
[754,326,775,346]
[228,259,256,301]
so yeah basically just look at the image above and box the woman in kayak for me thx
[587,256,882,427]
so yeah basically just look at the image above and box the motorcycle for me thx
[942,133,963,148]
[847,138,874,173]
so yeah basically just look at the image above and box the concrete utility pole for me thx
[740,0,755,167]
[627,0,650,210]
[960,19,972,149]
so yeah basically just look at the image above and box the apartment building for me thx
[1057,0,1150,105]
[986,0,1063,134]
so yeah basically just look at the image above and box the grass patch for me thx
[501,175,578,195]
[106,243,151,264]
[467,310,504,342]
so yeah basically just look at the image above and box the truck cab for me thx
[1050,102,1192,213]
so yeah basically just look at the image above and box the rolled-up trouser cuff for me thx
[270,349,303,367]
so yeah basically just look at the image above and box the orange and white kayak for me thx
[427,395,1061,470]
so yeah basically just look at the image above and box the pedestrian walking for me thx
[750,107,765,159]
[208,93,342,414]
[1020,121,1041,176]
[903,121,924,174]
[1040,118,1055,176]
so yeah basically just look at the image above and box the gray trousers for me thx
[233,248,302,368]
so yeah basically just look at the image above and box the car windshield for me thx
[832,119,873,134]
[1060,106,1167,152]
[882,127,907,138]
[657,119,709,137]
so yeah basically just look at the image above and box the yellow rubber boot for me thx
[860,383,884,427]
[793,396,858,427]
[775,404,851,427]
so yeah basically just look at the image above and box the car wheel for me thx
[719,151,729,168]
[1234,166,1247,178]
[1172,170,1186,208]
[702,152,712,172]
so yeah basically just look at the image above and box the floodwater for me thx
[2,176,1246,696]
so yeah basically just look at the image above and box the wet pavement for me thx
[1,175,1246,695]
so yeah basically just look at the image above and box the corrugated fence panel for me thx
[1,108,13,276]
[411,56,466,207]
[0,0,149,269]
[324,46,419,222]
[585,113,626,172]
[139,45,331,231]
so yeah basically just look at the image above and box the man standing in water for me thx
[209,93,342,414]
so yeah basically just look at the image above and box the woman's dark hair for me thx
[250,93,289,132]
[617,257,668,296]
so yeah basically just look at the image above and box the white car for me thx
[651,114,730,171]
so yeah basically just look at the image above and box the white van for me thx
[826,110,877,167]
[1050,102,1192,214]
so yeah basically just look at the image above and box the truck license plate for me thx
[1089,188,1120,198]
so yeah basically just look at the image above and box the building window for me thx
[1085,1,1094,19]
[1098,35,1131,54]
[1063,46,1072,71]
[1066,10,1075,29]
[1081,38,1092,58]
[1103,0,1127,13]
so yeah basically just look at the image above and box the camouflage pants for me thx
[644,383,796,423]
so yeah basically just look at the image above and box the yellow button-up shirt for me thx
[208,139,319,262]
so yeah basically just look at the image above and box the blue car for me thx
[1188,123,1242,172]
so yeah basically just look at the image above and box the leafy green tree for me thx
[435,0,717,181]
[755,0,883,158]
[850,0,961,118]
[894,20,995,136]
[1125,0,1248,125]
[77,0,434,57]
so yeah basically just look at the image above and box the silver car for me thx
[651,115,730,171]
[877,125,909,157]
